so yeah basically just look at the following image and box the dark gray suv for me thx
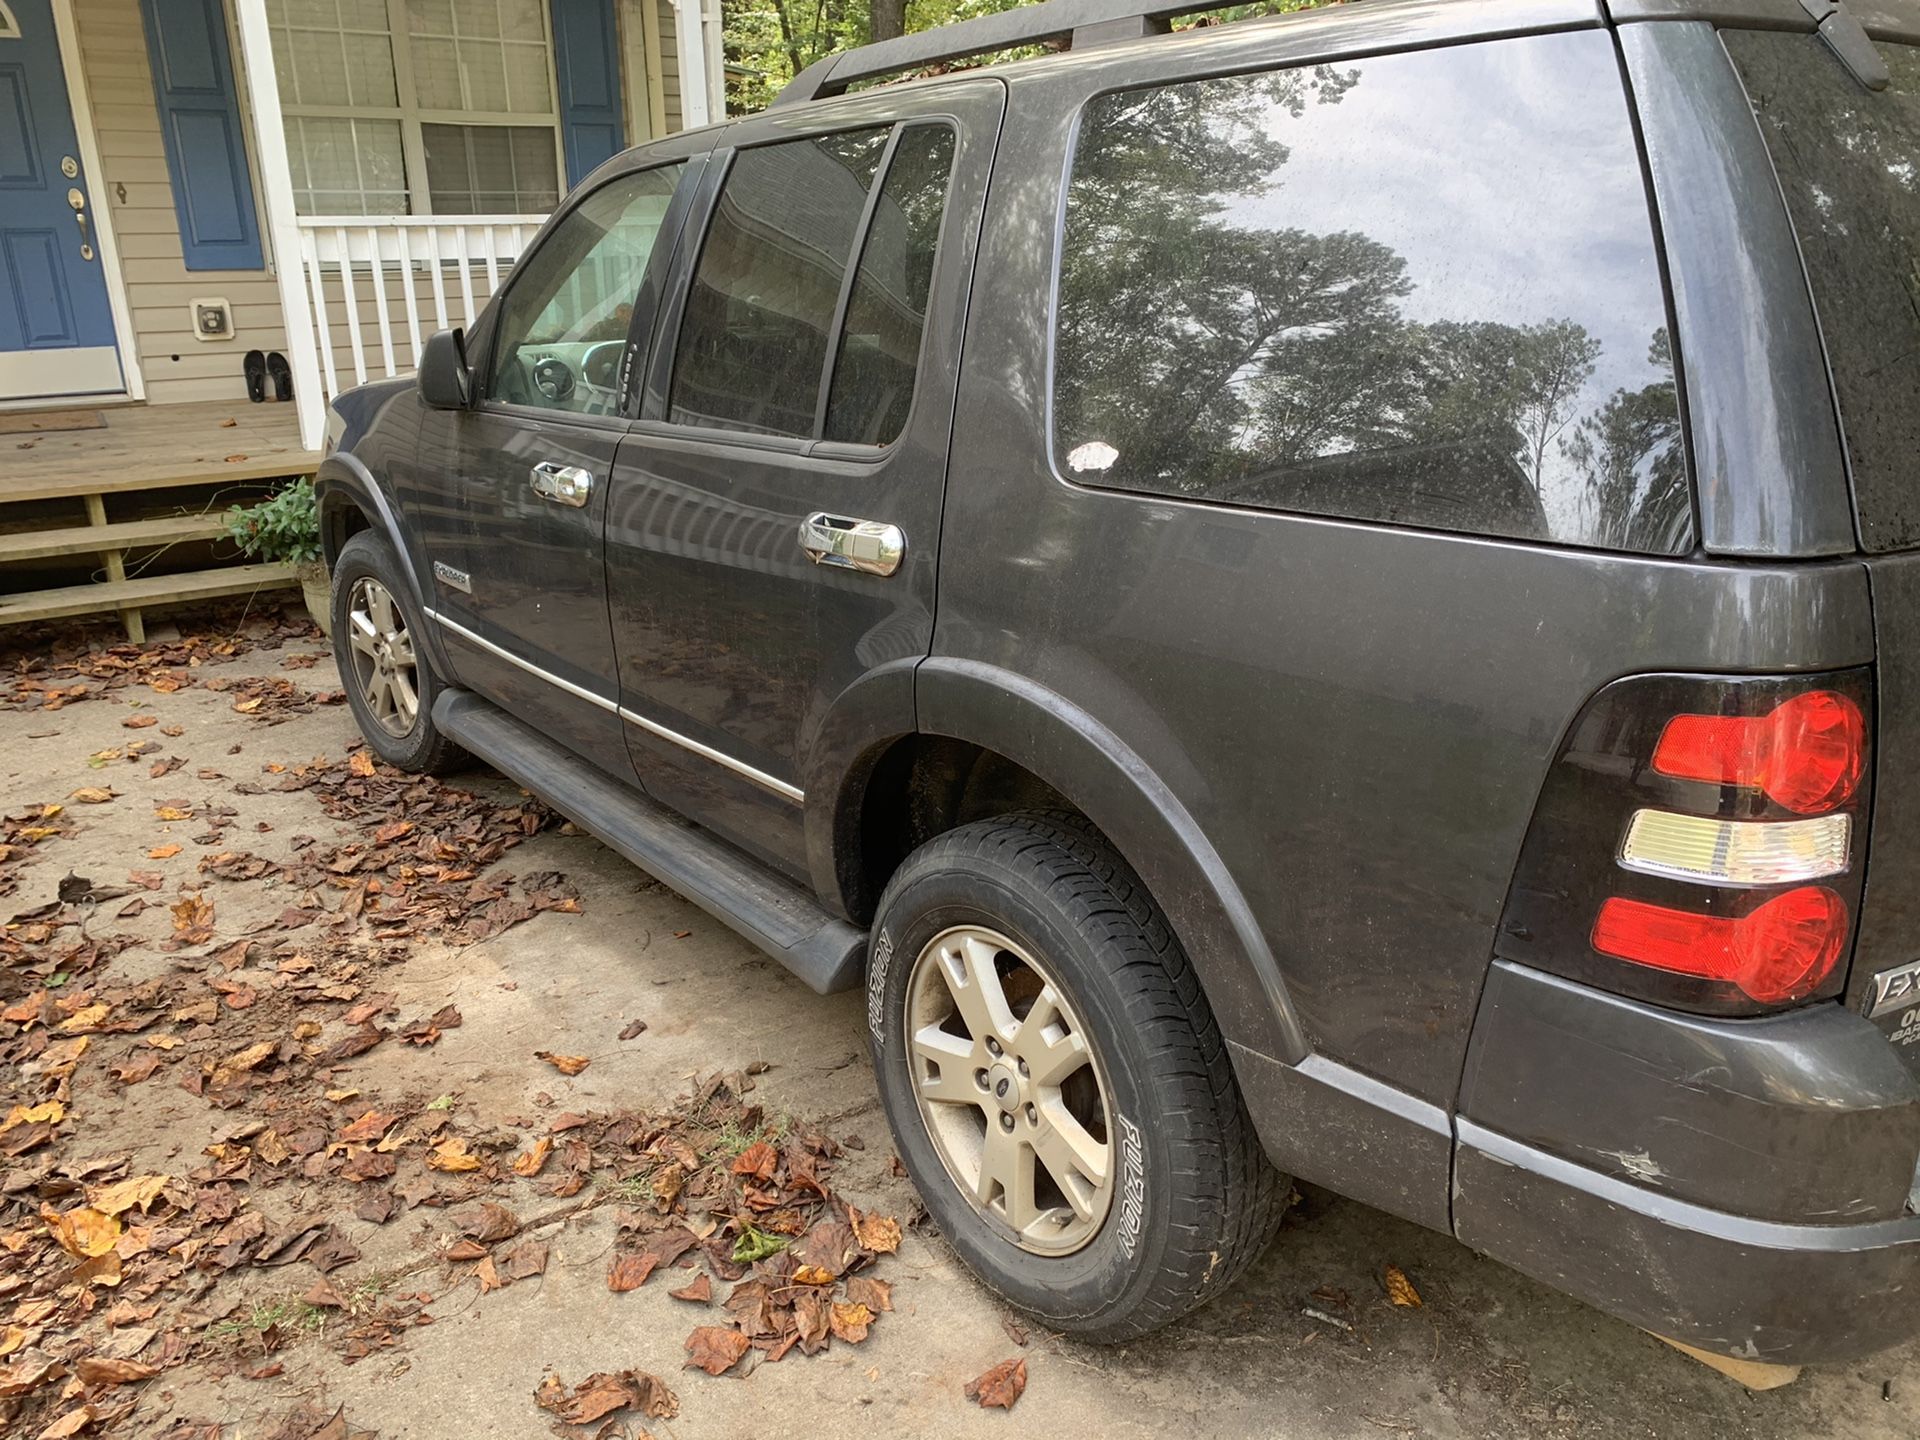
[314,0,1920,1367]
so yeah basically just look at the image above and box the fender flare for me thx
[313,453,454,678]
[821,655,1310,1067]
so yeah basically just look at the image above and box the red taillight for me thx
[1592,886,1850,1004]
[1652,689,1865,814]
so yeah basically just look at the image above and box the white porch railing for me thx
[293,216,548,401]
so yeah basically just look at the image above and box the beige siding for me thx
[656,0,684,131]
[73,0,282,406]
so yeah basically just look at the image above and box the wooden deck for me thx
[3,399,320,503]
[2,400,320,641]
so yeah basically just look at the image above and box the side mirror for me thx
[417,327,473,410]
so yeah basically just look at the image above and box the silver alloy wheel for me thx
[344,577,419,738]
[905,925,1115,1255]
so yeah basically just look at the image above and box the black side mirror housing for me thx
[417,328,473,410]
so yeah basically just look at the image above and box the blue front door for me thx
[0,0,120,399]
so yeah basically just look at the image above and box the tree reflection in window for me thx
[1053,33,1692,554]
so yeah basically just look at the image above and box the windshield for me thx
[1725,29,1920,552]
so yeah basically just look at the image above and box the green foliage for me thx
[223,477,321,566]
[731,1225,789,1263]
[722,0,1341,115]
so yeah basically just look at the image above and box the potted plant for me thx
[223,477,330,635]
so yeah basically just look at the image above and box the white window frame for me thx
[272,0,569,217]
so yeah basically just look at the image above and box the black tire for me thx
[329,531,465,776]
[867,812,1286,1341]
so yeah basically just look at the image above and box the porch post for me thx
[231,0,326,453]
[669,0,714,128]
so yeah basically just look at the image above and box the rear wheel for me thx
[868,812,1285,1340]
[329,531,464,775]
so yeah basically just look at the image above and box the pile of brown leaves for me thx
[1,609,323,717]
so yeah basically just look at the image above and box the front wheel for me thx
[329,531,464,775]
[867,813,1285,1341]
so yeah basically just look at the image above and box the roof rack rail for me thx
[773,0,1233,107]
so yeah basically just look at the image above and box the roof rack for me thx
[772,0,1236,107]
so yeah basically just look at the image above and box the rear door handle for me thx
[531,461,593,507]
[798,513,905,577]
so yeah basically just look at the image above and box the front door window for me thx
[485,163,685,415]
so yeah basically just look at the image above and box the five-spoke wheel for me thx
[906,924,1114,1254]
[344,576,418,737]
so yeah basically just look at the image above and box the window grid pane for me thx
[405,0,554,116]
[286,115,408,216]
[423,123,560,215]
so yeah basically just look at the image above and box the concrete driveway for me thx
[1,611,1913,1440]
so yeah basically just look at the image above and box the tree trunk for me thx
[870,0,906,43]
[772,0,805,82]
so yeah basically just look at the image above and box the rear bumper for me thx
[1454,1120,1920,1365]
[1455,962,1920,1365]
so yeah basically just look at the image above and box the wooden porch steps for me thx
[0,564,299,628]
[0,514,229,564]
[3,400,316,642]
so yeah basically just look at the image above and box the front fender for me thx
[907,656,1309,1068]
[314,451,453,680]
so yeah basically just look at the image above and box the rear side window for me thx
[825,125,957,445]
[1053,32,1692,554]
[669,123,955,442]
[1726,32,1920,553]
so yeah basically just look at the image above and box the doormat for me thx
[0,409,107,435]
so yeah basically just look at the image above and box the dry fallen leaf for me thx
[850,1206,901,1255]
[427,1138,483,1173]
[683,1326,751,1376]
[122,714,158,730]
[510,1136,552,1177]
[533,1369,678,1425]
[829,1300,874,1343]
[348,751,377,778]
[1384,1264,1422,1309]
[42,1205,121,1259]
[69,787,116,804]
[966,1356,1028,1410]
[147,844,182,860]
[153,806,193,822]
[74,1356,157,1386]
[534,1051,590,1076]
[85,1175,169,1218]
[668,1272,712,1304]
[170,894,215,941]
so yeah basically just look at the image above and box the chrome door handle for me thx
[798,513,905,577]
[530,461,593,507]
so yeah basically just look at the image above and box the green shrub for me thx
[223,477,321,566]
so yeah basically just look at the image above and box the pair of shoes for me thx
[243,350,294,403]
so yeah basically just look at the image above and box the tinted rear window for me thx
[1726,31,1920,553]
[1052,31,1692,554]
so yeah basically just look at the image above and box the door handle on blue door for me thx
[531,462,593,507]
[798,513,906,577]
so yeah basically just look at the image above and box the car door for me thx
[432,154,701,778]
[605,78,1004,878]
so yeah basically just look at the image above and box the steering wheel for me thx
[531,355,575,403]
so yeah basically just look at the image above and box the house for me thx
[0,0,722,638]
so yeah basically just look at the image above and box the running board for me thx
[432,688,866,995]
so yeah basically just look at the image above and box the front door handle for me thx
[530,461,593,508]
[798,512,905,577]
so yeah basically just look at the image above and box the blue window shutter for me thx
[140,0,262,271]
[549,0,625,190]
